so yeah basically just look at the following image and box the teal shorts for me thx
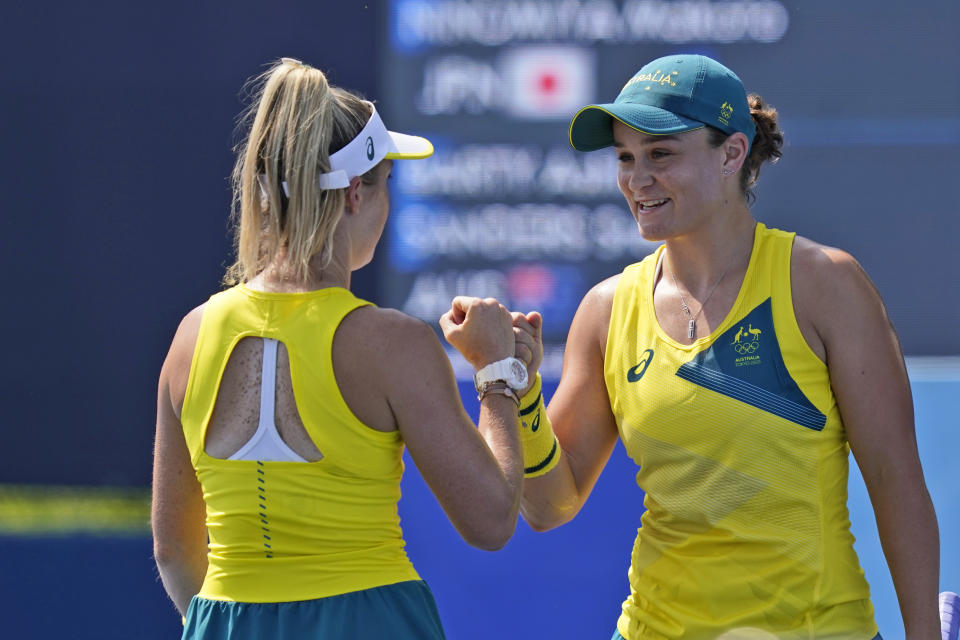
[183,580,446,640]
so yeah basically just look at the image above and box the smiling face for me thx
[613,121,742,242]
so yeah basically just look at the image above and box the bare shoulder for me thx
[792,235,879,307]
[579,273,621,329]
[168,304,206,363]
[791,235,890,354]
[587,273,621,306]
[162,302,207,414]
[334,305,454,431]
[175,303,206,342]
[792,235,864,276]
[337,305,442,359]
[334,306,448,388]
[573,273,621,353]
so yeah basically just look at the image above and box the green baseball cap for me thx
[569,54,756,151]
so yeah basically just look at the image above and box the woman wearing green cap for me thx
[509,54,939,639]
[151,58,529,639]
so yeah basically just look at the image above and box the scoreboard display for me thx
[377,0,960,376]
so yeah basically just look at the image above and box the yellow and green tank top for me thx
[180,285,420,603]
[604,223,878,639]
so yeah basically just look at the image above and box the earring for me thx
[722,168,733,176]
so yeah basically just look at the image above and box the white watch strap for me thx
[474,357,527,391]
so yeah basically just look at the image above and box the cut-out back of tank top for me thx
[205,337,323,462]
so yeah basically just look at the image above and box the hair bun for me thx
[742,93,784,197]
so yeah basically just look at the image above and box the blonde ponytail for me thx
[226,58,371,285]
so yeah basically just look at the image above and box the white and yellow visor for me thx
[262,102,433,196]
[318,101,432,189]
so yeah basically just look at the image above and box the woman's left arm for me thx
[797,241,940,639]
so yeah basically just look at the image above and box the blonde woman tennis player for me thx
[152,58,530,640]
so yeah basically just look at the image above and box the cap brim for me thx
[569,104,704,151]
[385,131,434,160]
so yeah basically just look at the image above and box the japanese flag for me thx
[500,46,595,120]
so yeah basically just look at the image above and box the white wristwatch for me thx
[474,357,529,393]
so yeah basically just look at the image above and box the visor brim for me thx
[386,131,434,160]
[569,103,704,151]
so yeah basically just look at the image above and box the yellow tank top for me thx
[181,285,420,603]
[604,224,877,639]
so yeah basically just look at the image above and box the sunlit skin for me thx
[613,121,748,245]
[345,159,393,271]
[612,120,757,317]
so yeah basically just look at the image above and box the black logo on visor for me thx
[365,137,374,161]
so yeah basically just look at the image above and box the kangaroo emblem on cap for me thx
[718,101,734,126]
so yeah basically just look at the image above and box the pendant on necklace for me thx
[688,319,696,340]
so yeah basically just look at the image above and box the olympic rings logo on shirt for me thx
[733,341,759,355]
[731,325,763,355]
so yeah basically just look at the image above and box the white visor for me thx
[261,102,433,196]
[318,102,433,189]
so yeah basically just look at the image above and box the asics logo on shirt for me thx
[627,349,654,382]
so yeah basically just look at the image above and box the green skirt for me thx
[183,580,446,640]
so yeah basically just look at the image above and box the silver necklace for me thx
[667,256,736,340]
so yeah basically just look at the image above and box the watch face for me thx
[509,359,528,385]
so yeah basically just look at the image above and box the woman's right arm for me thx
[152,308,209,616]
[517,277,622,532]
[373,298,524,550]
